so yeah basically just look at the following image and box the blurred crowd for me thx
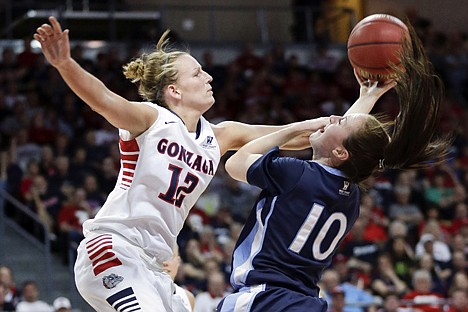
[0,14,468,311]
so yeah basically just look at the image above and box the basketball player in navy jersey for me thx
[217,23,451,312]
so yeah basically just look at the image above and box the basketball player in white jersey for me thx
[34,16,399,312]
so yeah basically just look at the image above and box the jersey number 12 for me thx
[159,164,199,207]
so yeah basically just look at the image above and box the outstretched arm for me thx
[34,16,156,136]
[225,117,329,183]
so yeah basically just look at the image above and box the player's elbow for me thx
[225,155,244,182]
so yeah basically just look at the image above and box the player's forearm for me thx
[345,80,396,115]
[226,123,306,182]
[55,58,116,114]
[345,93,380,115]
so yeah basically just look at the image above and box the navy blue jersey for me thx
[230,147,360,296]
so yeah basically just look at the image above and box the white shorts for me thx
[74,232,190,312]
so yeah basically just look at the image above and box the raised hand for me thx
[33,16,71,68]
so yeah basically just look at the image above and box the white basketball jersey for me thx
[82,102,220,262]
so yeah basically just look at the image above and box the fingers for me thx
[49,16,63,33]
[34,16,63,43]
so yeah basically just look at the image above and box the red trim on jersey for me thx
[119,138,140,189]
[122,162,136,169]
[120,139,140,152]
[93,258,123,276]
[86,234,112,249]
[121,154,139,161]
[86,234,123,276]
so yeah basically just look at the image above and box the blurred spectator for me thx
[449,250,467,275]
[181,238,209,290]
[23,174,55,235]
[27,111,56,145]
[417,206,451,239]
[52,296,72,312]
[81,130,108,171]
[446,288,468,312]
[57,186,92,264]
[217,173,259,222]
[0,280,15,311]
[97,156,118,195]
[16,280,53,312]
[198,225,224,264]
[13,128,41,172]
[19,159,41,202]
[447,271,468,296]
[417,253,448,296]
[68,147,93,186]
[423,164,465,220]
[328,286,346,312]
[47,156,74,194]
[377,293,409,312]
[401,269,445,312]
[448,202,468,235]
[82,173,105,213]
[320,269,375,312]
[387,220,409,240]
[371,253,408,297]
[383,235,416,285]
[24,174,63,230]
[341,218,380,281]
[358,194,388,245]
[415,232,452,267]
[388,185,423,231]
[393,170,426,209]
[17,37,39,69]
[193,271,230,312]
[1,101,29,139]
[39,145,57,177]
[0,265,18,308]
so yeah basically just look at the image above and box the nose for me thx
[204,71,213,82]
[329,115,342,124]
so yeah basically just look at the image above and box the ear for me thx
[332,147,349,162]
[167,85,181,100]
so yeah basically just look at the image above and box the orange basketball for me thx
[347,14,408,81]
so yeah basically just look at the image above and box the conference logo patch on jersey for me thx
[338,181,350,196]
[106,287,142,311]
[102,273,124,289]
[201,135,217,149]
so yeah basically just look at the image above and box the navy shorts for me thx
[216,284,327,312]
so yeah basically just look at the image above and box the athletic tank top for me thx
[82,102,220,262]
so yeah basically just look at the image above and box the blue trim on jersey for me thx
[218,285,266,312]
[311,161,347,178]
[231,197,277,289]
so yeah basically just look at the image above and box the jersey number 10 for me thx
[289,203,348,261]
